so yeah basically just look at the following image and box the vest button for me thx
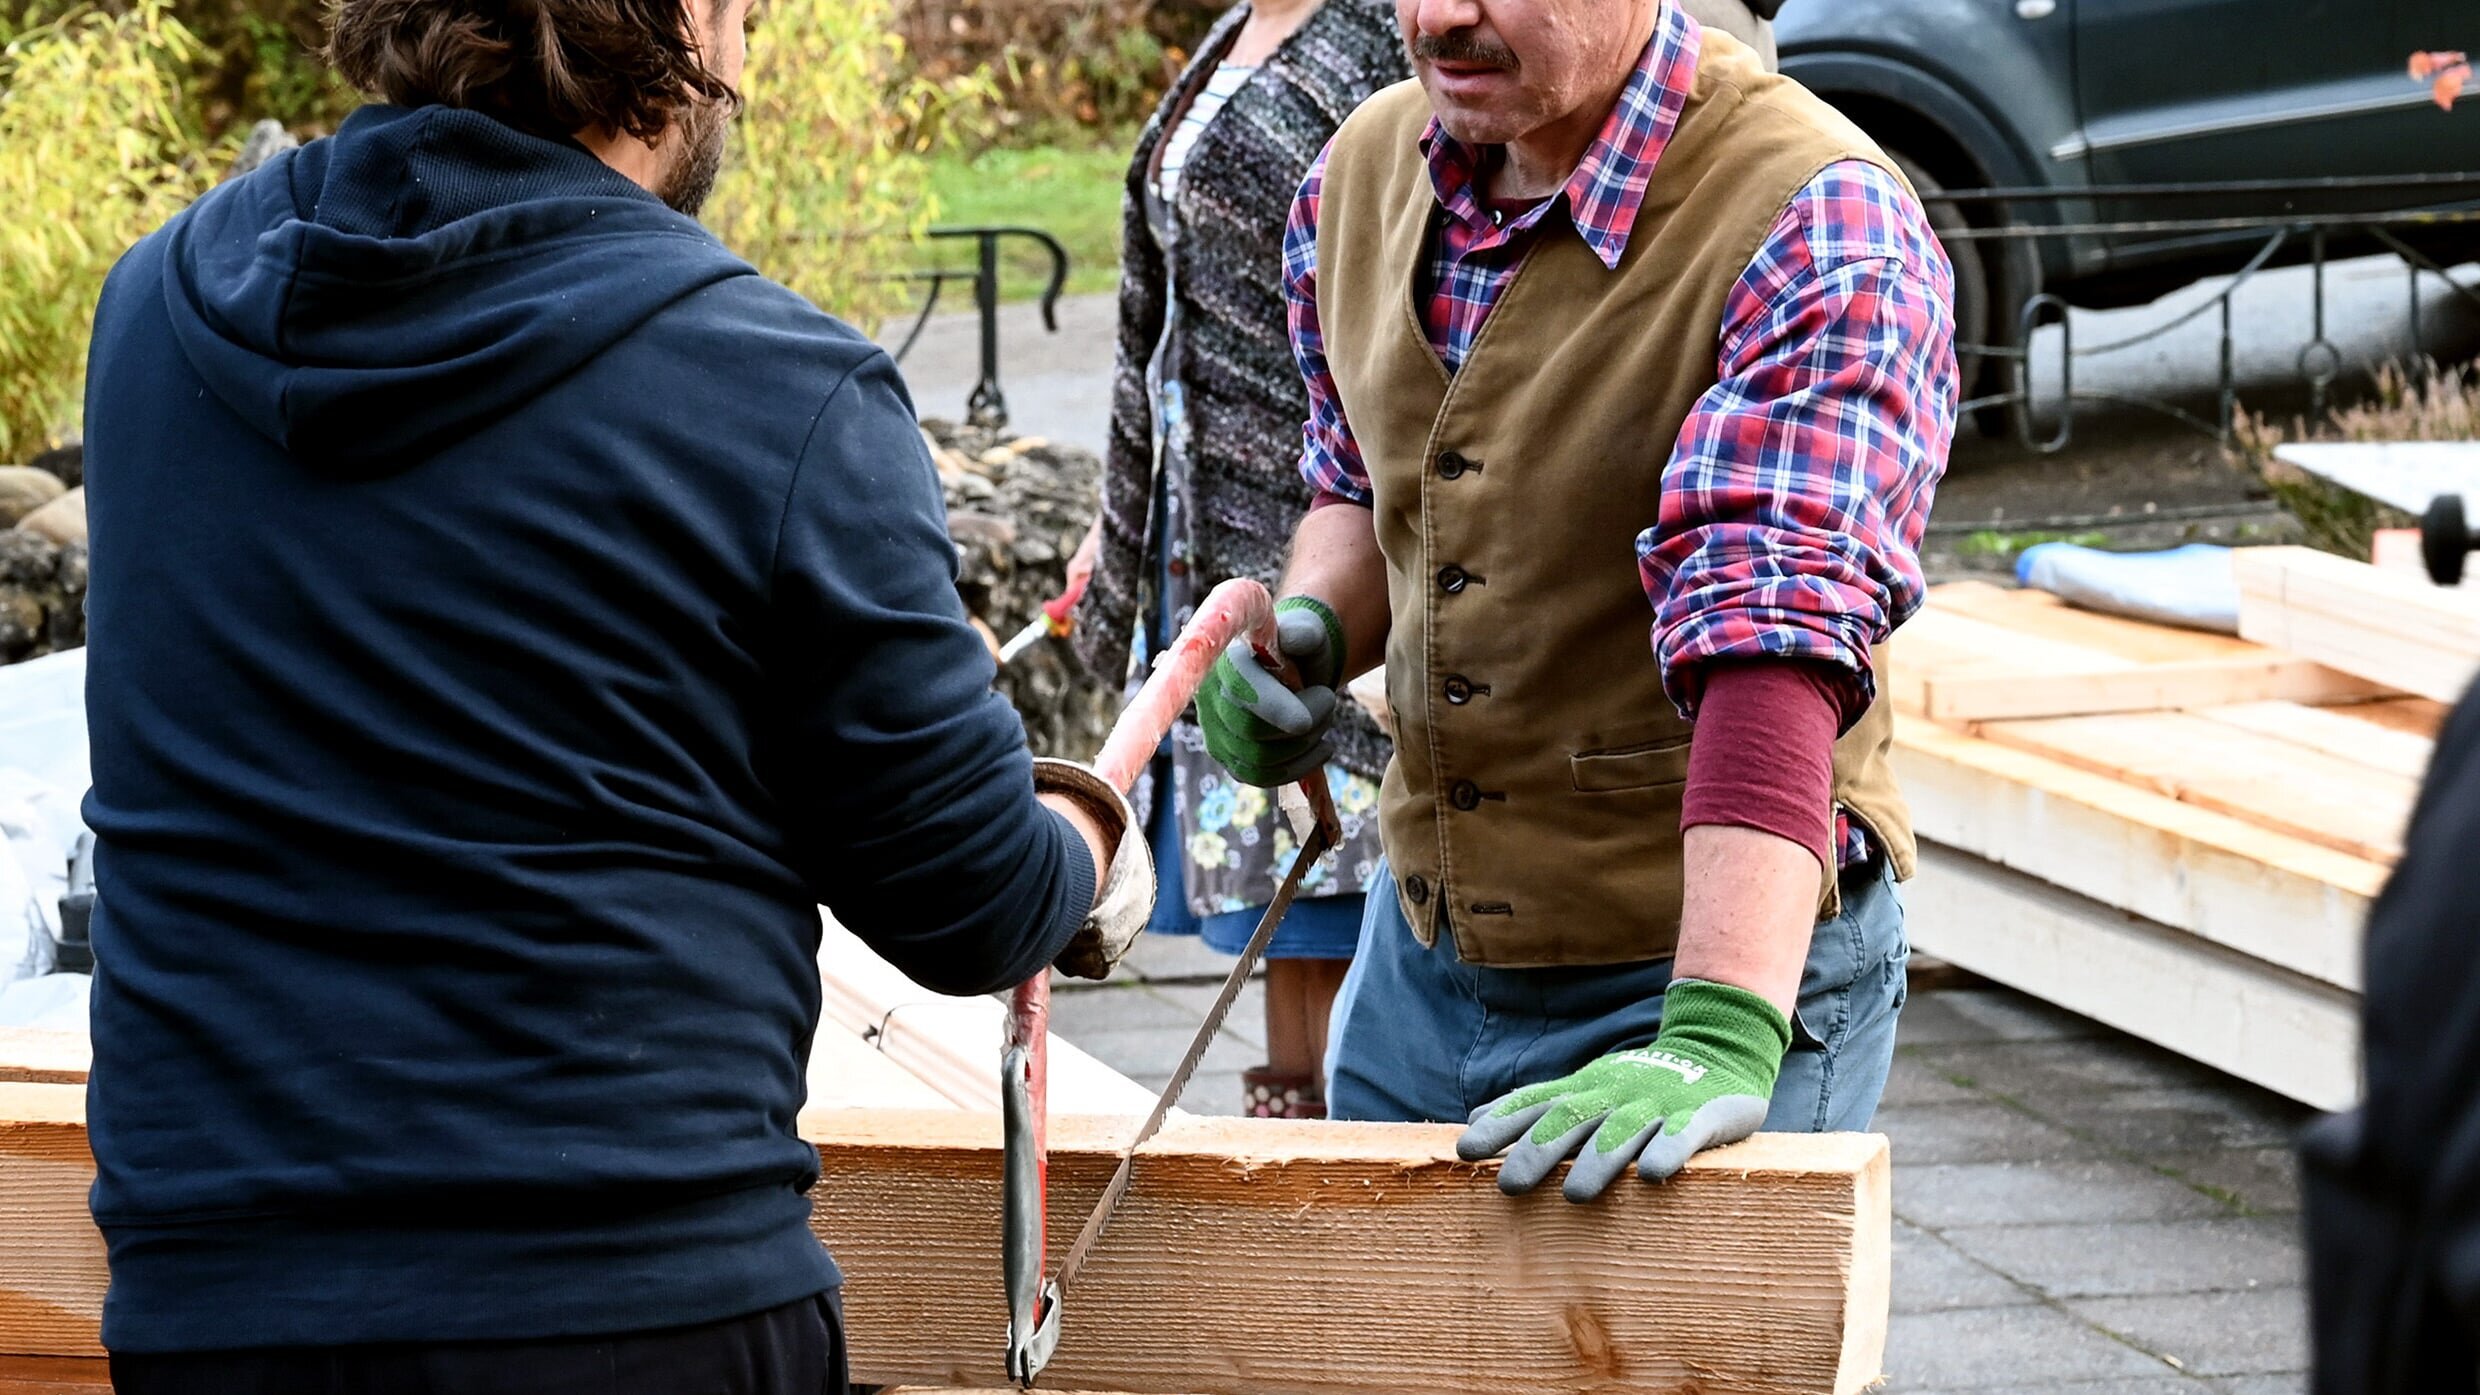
[1437,565,1469,595]
[1436,450,1471,480]
[1449,780,1482,811]
[1404,874,1431,904]
[1443,675,1474,704]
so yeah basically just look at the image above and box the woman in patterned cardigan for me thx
[1067,0,1780,1118]
[1070,0,1405,1120]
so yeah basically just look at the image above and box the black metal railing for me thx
[887,225,1072,432]
[1924,175,2480,454]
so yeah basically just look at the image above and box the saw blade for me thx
[1048,816,1337,1303]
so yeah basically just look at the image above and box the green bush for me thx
[4,0,349,135]
[0,0,218,460]
[708,0,990,328]
[898,0,1220,143]
[0,0,976,454]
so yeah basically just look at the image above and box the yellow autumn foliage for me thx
[707,0,989,329]
[0,0,216,460]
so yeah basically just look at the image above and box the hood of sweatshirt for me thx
[158,104,754,475]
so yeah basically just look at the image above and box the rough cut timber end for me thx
[813,1109,1891,1395]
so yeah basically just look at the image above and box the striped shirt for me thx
[1155,64,1256,202]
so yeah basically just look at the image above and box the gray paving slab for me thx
[2152,1148,2303,1216]
[2210,1375,2307,1395]
[1138,1066,1253,1116]
[1884,1370,2202,1380]
[1058,1020,1260,1083]
[2069,1087,2314,1157]
[2069,1288,2309,1379]
[1904,1037,2230,1102]
[1883,1306,2177,1389]
[1884,1048,1988,1107]
[1147,981,1269,1051]
[1050,981,1216,1034]
[1929,989,2113,1044]
[1114,930,1252,983]
[1941,1217,2305,1298]
[1899,1158,2234,1229]
[1884,991,2015,1047]
[1894,1220,2038,1314]
[885,293,1117,457]
[1877,1101,2114,1166]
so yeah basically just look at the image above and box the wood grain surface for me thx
[0,1088,1892,1395]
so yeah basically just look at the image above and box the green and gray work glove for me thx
[1457,979,1791,1202]
[1194,596,1344,789]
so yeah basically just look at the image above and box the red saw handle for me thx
[1003,578,1340,1383]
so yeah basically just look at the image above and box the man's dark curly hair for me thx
[326,0,739,145]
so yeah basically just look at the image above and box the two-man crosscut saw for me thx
[1001,578,1342,1387]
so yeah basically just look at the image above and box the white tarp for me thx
[0,647,90,1016]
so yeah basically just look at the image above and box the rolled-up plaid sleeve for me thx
[1637,158,1958,720]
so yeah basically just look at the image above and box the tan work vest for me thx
[1314,31,1918,968]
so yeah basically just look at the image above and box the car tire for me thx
[1888,151,2022,442]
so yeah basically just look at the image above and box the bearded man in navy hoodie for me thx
[78,0,1153,1389]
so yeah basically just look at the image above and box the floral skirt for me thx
[1137,728,1383,960]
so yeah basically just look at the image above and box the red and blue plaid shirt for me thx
[1283,4,1957,728]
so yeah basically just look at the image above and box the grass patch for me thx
[1955,528,2112,559]
[921,139,1131,303]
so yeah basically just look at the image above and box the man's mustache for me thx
[1410,32,1520,68]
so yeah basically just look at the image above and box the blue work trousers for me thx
[1326,854,1910,1128]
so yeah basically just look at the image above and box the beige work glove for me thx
[1031,758,1154,980]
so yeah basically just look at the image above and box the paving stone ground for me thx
[1051,941,2317,1395]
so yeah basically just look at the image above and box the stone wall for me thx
[925,420,1118,762]
[0,444,86,664]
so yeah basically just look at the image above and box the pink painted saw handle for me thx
[1092,578,1281,795]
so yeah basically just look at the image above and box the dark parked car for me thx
[1775,0,2480,412]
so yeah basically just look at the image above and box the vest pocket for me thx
[1569,734,1692,792]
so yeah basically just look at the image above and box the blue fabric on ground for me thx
[2015,541,2240,634]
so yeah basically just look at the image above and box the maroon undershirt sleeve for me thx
[1680,659,1853,873]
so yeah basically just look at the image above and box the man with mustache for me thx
[1193,0,1958,1196]
[76,0,1151,1388]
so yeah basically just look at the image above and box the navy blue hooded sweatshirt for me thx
[80,105,1095,1352]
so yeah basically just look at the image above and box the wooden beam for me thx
[1913,653,2387,722]
[1968,710,2417,864]
[816,918,1160,1116]
[0,1356,106,1394]
[1923,581,2269,664]
[1904,843,2361,1111]
[807,1022,961,1112]
[2234,545,2480,703]
[0,1033,85,1087]
[1892,716,2381,991]
[0,1087,1892,1395]
[0,1085,101,1359]
[2197,700,2439,782]
[1890,585,2386,721]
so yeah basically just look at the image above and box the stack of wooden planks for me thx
[1890,564,2465,1111]
[0,923,1897,1395]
